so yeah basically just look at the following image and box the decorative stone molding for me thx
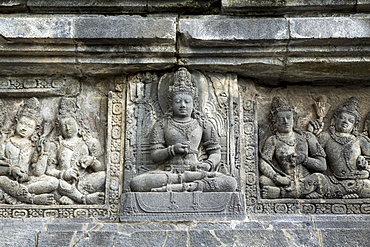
[222,0,370,15]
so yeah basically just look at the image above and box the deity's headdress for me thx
[269,96,297,132]
[333,96,360,131]
[158,67,208,116]
[17,97,42,125]
[58,97,79,119]
[169,67,197,98]
[57,97,90,136]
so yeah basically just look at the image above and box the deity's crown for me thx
[270,96,294,115]
[18,97,42,125]
[58,97,79,119]
[169,67,197,97]
[336,96,360,121]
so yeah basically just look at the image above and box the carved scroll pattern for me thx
[106,89,125,219]
[243,95,299,214]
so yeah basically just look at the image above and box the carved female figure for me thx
[130,67,237,192]
[0,98,56,204]
[310,97,370,198]
[46,98,105,204]
[259,97,327,199]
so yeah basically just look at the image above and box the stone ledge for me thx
[222,0,370,15]
[0,0,217,13]
[1,216,370,246]
[178,15,370,84]
[0,15,177,76]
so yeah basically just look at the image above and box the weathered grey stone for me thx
[222,0,359,14]
[38,231,87,247]
[178,16,370,84]
[179,16,289,44]
[0,15,177,76]
[27,0,146,13]
[74,231,116,247]
[0,16,74,41]
[26,0,216,13]
[119,222,178,234]
[321,229,370,247]
[289,17,370,40]
[116,231,188,247]
[74,16,176,44]
[0,0,24,6]
[0,0,26,12]
[148,0,218,12]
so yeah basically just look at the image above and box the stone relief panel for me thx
[251,85,370,214]
[120,68,245,221]
[0,76,118,219]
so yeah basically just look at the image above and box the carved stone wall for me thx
[2,0,370,246]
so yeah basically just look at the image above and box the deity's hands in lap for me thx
[63,167,79,181]
[79,156,94,169]
[285,153,306,167]
[357,155,368,170]
[173,142,190,155]
[11,166,29,183]
[191,162,211,171]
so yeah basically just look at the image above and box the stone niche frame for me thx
[0,75,122,220]
[119,70,246,221]
[247,84,370,215]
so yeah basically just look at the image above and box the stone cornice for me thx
[222,0,370,15]
[0,15,370,84]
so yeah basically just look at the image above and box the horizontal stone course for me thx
[222,0,368,14]
[0,15,370,82]
[2,216,367,247]
[0,0,216,13]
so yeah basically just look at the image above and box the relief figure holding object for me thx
[259,97,327,199]
[309,97,370,198]
[0,98,57,205]
[46,98,106,204]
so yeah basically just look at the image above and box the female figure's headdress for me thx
[17,97,42,126]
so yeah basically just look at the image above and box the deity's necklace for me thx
[61,138,83,151]
[10,137,32,150]
[275,132,297,146]
[169,118,198,140]
[329,128,354,145]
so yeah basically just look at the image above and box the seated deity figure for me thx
[46,98,105,204]
[0,98,57,205]
[309,97,370,199]
[130,67,237,192]
[259,97,327,199]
